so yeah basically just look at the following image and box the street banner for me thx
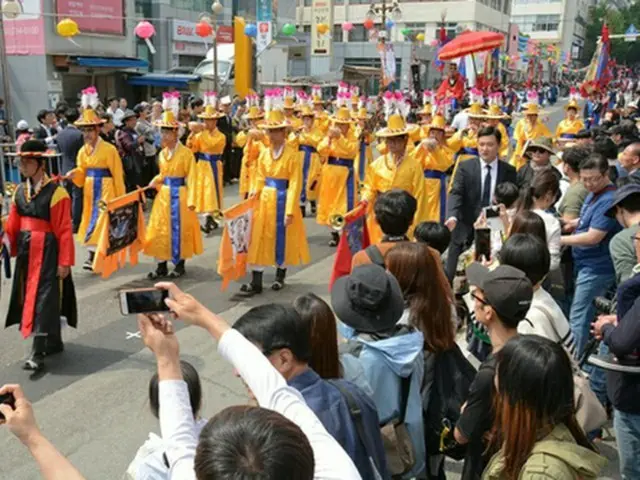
[329,203,370,290]
[311,0,333,56]
[217,198,257,290]
[256,0,273,55]
[93,190,147,279]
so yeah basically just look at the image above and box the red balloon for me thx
[196,21,213,38]
[363,19,374,30]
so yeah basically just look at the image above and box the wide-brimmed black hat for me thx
[18,139,48,160]
[331,264,405,334]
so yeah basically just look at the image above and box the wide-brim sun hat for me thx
[154,110,182,129]
[331,264,405,334]
[260,109,289,130]
[74,108,105,127]
[376,114,411,138]
[523,137,556,157]
[331,107,355,124]
[244,106,264,120]
[198,105,225,120]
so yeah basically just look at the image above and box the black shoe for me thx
[83,252,95,271]
[272,268,287,291]
[239,271,263,296]
[310,201,317,216]
[329,232,340,247]
[23,336,46,371]
[148,262,169,280]
[169,261,186,279]
[300,205,307,218]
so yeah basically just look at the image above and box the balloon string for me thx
[144,38,156,54]
[68,38,81,47]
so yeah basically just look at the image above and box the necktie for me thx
[481,164,492,207]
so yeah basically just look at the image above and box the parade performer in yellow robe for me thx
[446,102,485,190]
[317,107,359,247]
[293,105,322,217]
[361,114,425,244]
[510,91,552,170]
[239,109,311,296]
[191,102,226,233]
[283,97,302,130]
[69,108,125,271]
[416,103,433,140]
[312,87,330,135]
[236,105,266,199]
[484,94,510,159]
[556,92,584,148]
[414,115,455,224]
[145,110,203,279]
[354,107,373,183]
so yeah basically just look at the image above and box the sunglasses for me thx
[528,147,547,154]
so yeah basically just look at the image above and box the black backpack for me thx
[423,345,477,460]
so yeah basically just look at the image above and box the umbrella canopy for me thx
[438,30,505,61]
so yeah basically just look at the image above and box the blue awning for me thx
[128,73,201,88]
[75,56,149,69]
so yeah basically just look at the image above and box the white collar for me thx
[165,143,179,159]
[480,158,498,168]
[272,143,285,159]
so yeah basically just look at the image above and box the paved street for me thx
[0,101,623,479]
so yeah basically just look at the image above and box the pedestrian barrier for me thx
[0,143,62,195]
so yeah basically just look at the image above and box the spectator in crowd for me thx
[0,98,7,139]
[516,137,562,189]
[218,96,236,185]
[126,361,205,479]
[508,210,547,243]
[116,110,144,192]
[562,153,621,354]
[141,281,363,480]
[517,168,562,270]
[445,126,517,281]
[500,234,577,359]
[134,103,158,194]
[293,293,341,380]
[483,336,606,480]
[608,183,640,284]
[593,223,640,480]
[414,221,451,255]
[55,103,69,130]
[106,96,124,127]
[333,264,426,478]
[33,109,58,149]
[594,135,622,183]
[233,303,388,479]
[574,129,594,147]
[454,263,533,480]
[55,107,84,232]
[189,98,204,121]
[618,142,640,184]
[14,119,32,152]
[351,188,417,268]
[100,113,116,145]
[558,146,590,223]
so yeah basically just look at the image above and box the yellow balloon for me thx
[505,55,510,62]
[317,23,329,35]
[416,33,425,42]
[57,18,79,38]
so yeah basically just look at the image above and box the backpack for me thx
[423,345,477,460]
[365,245,385,267]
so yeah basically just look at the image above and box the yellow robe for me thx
[355,128,374,183]
[144,143,203,263]
[446,129,478,192]
[295,129,323,204]
[285,116,302,130]
[414,144,455,224]
[555,118,585,142]
[70,139,125,246]
[510,119,553,170]
[248,144,311,267]
[316,132,359,225]
[236,130,267,198]
[190,128,227,213]
[361,148,425,244]
[314,112,330,135]
[496,122,510,159]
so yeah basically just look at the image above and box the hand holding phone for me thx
[475,228,491,262]
[0,392,15,421]
[119,288,170,316]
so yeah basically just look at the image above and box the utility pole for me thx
[0,12,14,138]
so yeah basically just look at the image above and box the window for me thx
[512,14,560,33]
[333,24,343,41]
[349,24,369,42]
[434,22,458,40]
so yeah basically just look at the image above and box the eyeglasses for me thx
[471,293,489,306]
[580,174,604,185]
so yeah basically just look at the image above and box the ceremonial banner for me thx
[329,203,370,290]
[93,190,147,279]
[311,0,332,56]
[218,198,257,290]
[256,0,273,55]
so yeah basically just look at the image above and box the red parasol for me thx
[438,30,505,61]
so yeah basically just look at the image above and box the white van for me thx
[194,44,235,96]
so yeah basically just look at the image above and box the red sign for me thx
[56,0,124,35]
[216,26,234,44]
[4,0,45,55]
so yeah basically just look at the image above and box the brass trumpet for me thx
[4,182,17,197]
[98,200,108,213]
[211,209,224,223]
[329,213,345,231]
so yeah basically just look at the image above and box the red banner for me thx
[56,0,124,35]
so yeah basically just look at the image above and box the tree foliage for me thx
[584,1,640,66]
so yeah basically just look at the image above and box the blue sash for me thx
[424,170,447,224]
[85,168,112,243]
[299,145,316,204]
[164,177,186,264]
[560,133,577,139]
[328,157,355,211]
[265,177,289,267]
[358,141,368,182]
[197,153,222,208]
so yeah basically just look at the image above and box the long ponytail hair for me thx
[517,168,560,212]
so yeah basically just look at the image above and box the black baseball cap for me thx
[606,183,640,217]
[466,263,533,327]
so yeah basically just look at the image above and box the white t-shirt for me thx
[532,209,562,271]
[519,287,577,359]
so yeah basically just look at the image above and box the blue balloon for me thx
[385,19,394,29]
[245,23,257,37]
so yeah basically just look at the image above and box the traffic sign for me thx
[625,24,638,42]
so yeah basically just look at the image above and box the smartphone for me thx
[0,392,15,420]
[484,206,500,219]
[475,228,491,261]
[119,288,170,316]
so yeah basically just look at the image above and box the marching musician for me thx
[5,139,77,372]
[556,90,585,147]
[190,96,227,234]
[361,113,424,244]
[316,107,359,247]
[446,97,486,187]
[283,96,302,130]
[416,115,455,224]
[312,88,330,135]
[145,109,203,280]
[510,91,552,170]
[239,109,310,296]
[294,105,322,217]
[236,103,267,200]
[416,98,434,140]
[68,107,126,271]
[484,93,510,159]
[354,106,373,184]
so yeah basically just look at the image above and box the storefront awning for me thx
[74,56,149,69]
[128,73,201,88]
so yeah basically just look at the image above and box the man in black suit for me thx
[33,109,59,150]
[445,126,517,281]
[217,96,235,184]
[55,108,84,232]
